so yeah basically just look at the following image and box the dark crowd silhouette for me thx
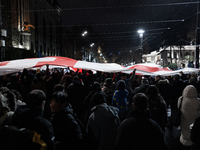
[0,65,200,150]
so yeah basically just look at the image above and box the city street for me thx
[165,126,182,150]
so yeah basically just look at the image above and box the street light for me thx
[90,43,94,47]
[138,29,145,63]
[82,31,87,36]
[81,31,88,60]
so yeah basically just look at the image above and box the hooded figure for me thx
[178,85,200,147]
[112,80,129,121]
[86,91,120,150]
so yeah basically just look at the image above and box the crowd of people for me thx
[0,64,200,150]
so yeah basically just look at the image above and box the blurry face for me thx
[50,98,66,113]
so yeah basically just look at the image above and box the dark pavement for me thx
[165,126,182,150]
[165,108,183,150]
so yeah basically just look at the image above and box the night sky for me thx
[57,0,198,55]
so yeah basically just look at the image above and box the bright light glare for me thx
[90,43,94,47]
[138,29,145,34]
[82,31,88,36]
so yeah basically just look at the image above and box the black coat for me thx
[50,105,83,150]
[12,105,55,150]
[170,80,186,109]
[156,82,172,108]
[114,109,169,150]
[191,116,200,149]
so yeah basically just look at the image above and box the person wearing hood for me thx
[178,85,200,150]
[12,90,55,150]
[50,91,83,150]
[86,91,120,150]
[114,93,169,150]
[112,80,129,121]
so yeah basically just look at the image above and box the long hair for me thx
[145,85,163,103]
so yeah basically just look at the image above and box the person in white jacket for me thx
[178,85,200,150]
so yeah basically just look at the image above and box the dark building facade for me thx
[1,0,64,59]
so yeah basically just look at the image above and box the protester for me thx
[83,81,102,126]
[66,76,87,121]
[50,91,83,150]
[87,91,120,150]
[156,79,172,109]
[132,77,149,100]
[154,75,162,85]
[31,72,47,94]
[6,74,22,95]
[178,85,200,150]
[114,93,169,150]
[167,74,186,129]
[101,78,114,105]
[112,80,129,121]
[12,90,55,150]
[145,85,168,132]
[0,87,17,125]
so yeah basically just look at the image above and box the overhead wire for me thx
[7,1,197,12]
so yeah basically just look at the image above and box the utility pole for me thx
[196,0,200,68]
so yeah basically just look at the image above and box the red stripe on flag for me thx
[33,56,78,68]
[0,61,10,66]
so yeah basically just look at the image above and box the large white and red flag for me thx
[0,56,130,76]
[1,56,198,76]
[123,63,171,75]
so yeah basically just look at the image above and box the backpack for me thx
[149,101,163,121]
[0,125,47,150]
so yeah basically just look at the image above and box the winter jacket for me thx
[132,84,149,97]
[86,103,120,150]
[50,105,83,150]
[112,89,129,115]
[114,109,169,150]
[67,80,86,118]
[171,79,186,109]
[12,105,55,150]
[156,80,172,108]
[148,97,167,132]
[178,85,200,146]
[102,85,114,105]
